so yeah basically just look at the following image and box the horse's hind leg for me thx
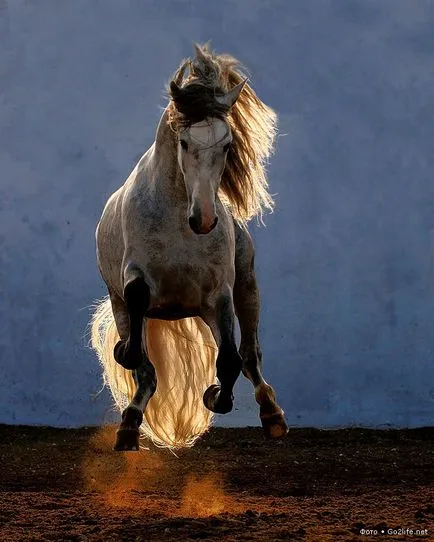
[233,227,288,439]
[108,274,157,451]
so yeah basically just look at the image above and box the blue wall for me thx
[1,0,434,428]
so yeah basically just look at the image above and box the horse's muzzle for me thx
[188,214,218,235]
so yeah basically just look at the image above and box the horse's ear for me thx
[217,78,248,107]
[169,80,183,100]
[193,43,209,63]
[174,60,190,86]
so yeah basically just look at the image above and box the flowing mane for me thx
[167,43,277,224]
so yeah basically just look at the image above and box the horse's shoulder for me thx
[233,218,254,268]
[233,218,252,245]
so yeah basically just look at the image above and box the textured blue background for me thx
[1,0,434,427]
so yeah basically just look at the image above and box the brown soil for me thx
[0,424,433,541]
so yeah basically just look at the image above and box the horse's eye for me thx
[180,140,188,151]
[223,142,231,152]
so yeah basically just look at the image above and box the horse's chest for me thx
[146,242,231,306]
[151,257,219,290]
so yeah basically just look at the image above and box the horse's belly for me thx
[147,285,202,320]
[145,304,200,320]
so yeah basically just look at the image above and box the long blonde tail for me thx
[90,297,218,448]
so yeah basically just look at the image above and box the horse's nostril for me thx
[188,214,218,234]
[188,216,199,232]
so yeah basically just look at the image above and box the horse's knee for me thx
[216,345,242,379]
[114,339,142,370]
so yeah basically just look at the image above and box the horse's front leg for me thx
[202,294,243,414]
[109,273,157,451]
[233,251,288,439]
[114,349,157,451]
[230,222,288,439]
[113,274,149,371]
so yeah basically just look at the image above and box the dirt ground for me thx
[0,424,433,542]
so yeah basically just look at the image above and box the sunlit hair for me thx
[167,43,277,224]
[91,297,217,449]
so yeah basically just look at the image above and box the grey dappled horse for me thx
[91,44,288,450]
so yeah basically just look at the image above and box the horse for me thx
[90,43,288,450]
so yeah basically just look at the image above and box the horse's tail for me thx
[90,296,218,449]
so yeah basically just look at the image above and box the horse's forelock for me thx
[168,83,230,127]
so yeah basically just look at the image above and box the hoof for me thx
[203,384,233,414]
[114,428,140,451]
[114,340,141,370]
[261,411,289,439]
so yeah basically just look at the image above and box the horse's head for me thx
[169,78,246,235]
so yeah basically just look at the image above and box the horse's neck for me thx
[149,109,186,202]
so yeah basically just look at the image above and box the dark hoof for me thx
[114,428,140,451]
[114,340,141,370]
[260,411,289,439]
[203,384,233,414]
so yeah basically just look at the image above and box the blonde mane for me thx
[167,43,277,224]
